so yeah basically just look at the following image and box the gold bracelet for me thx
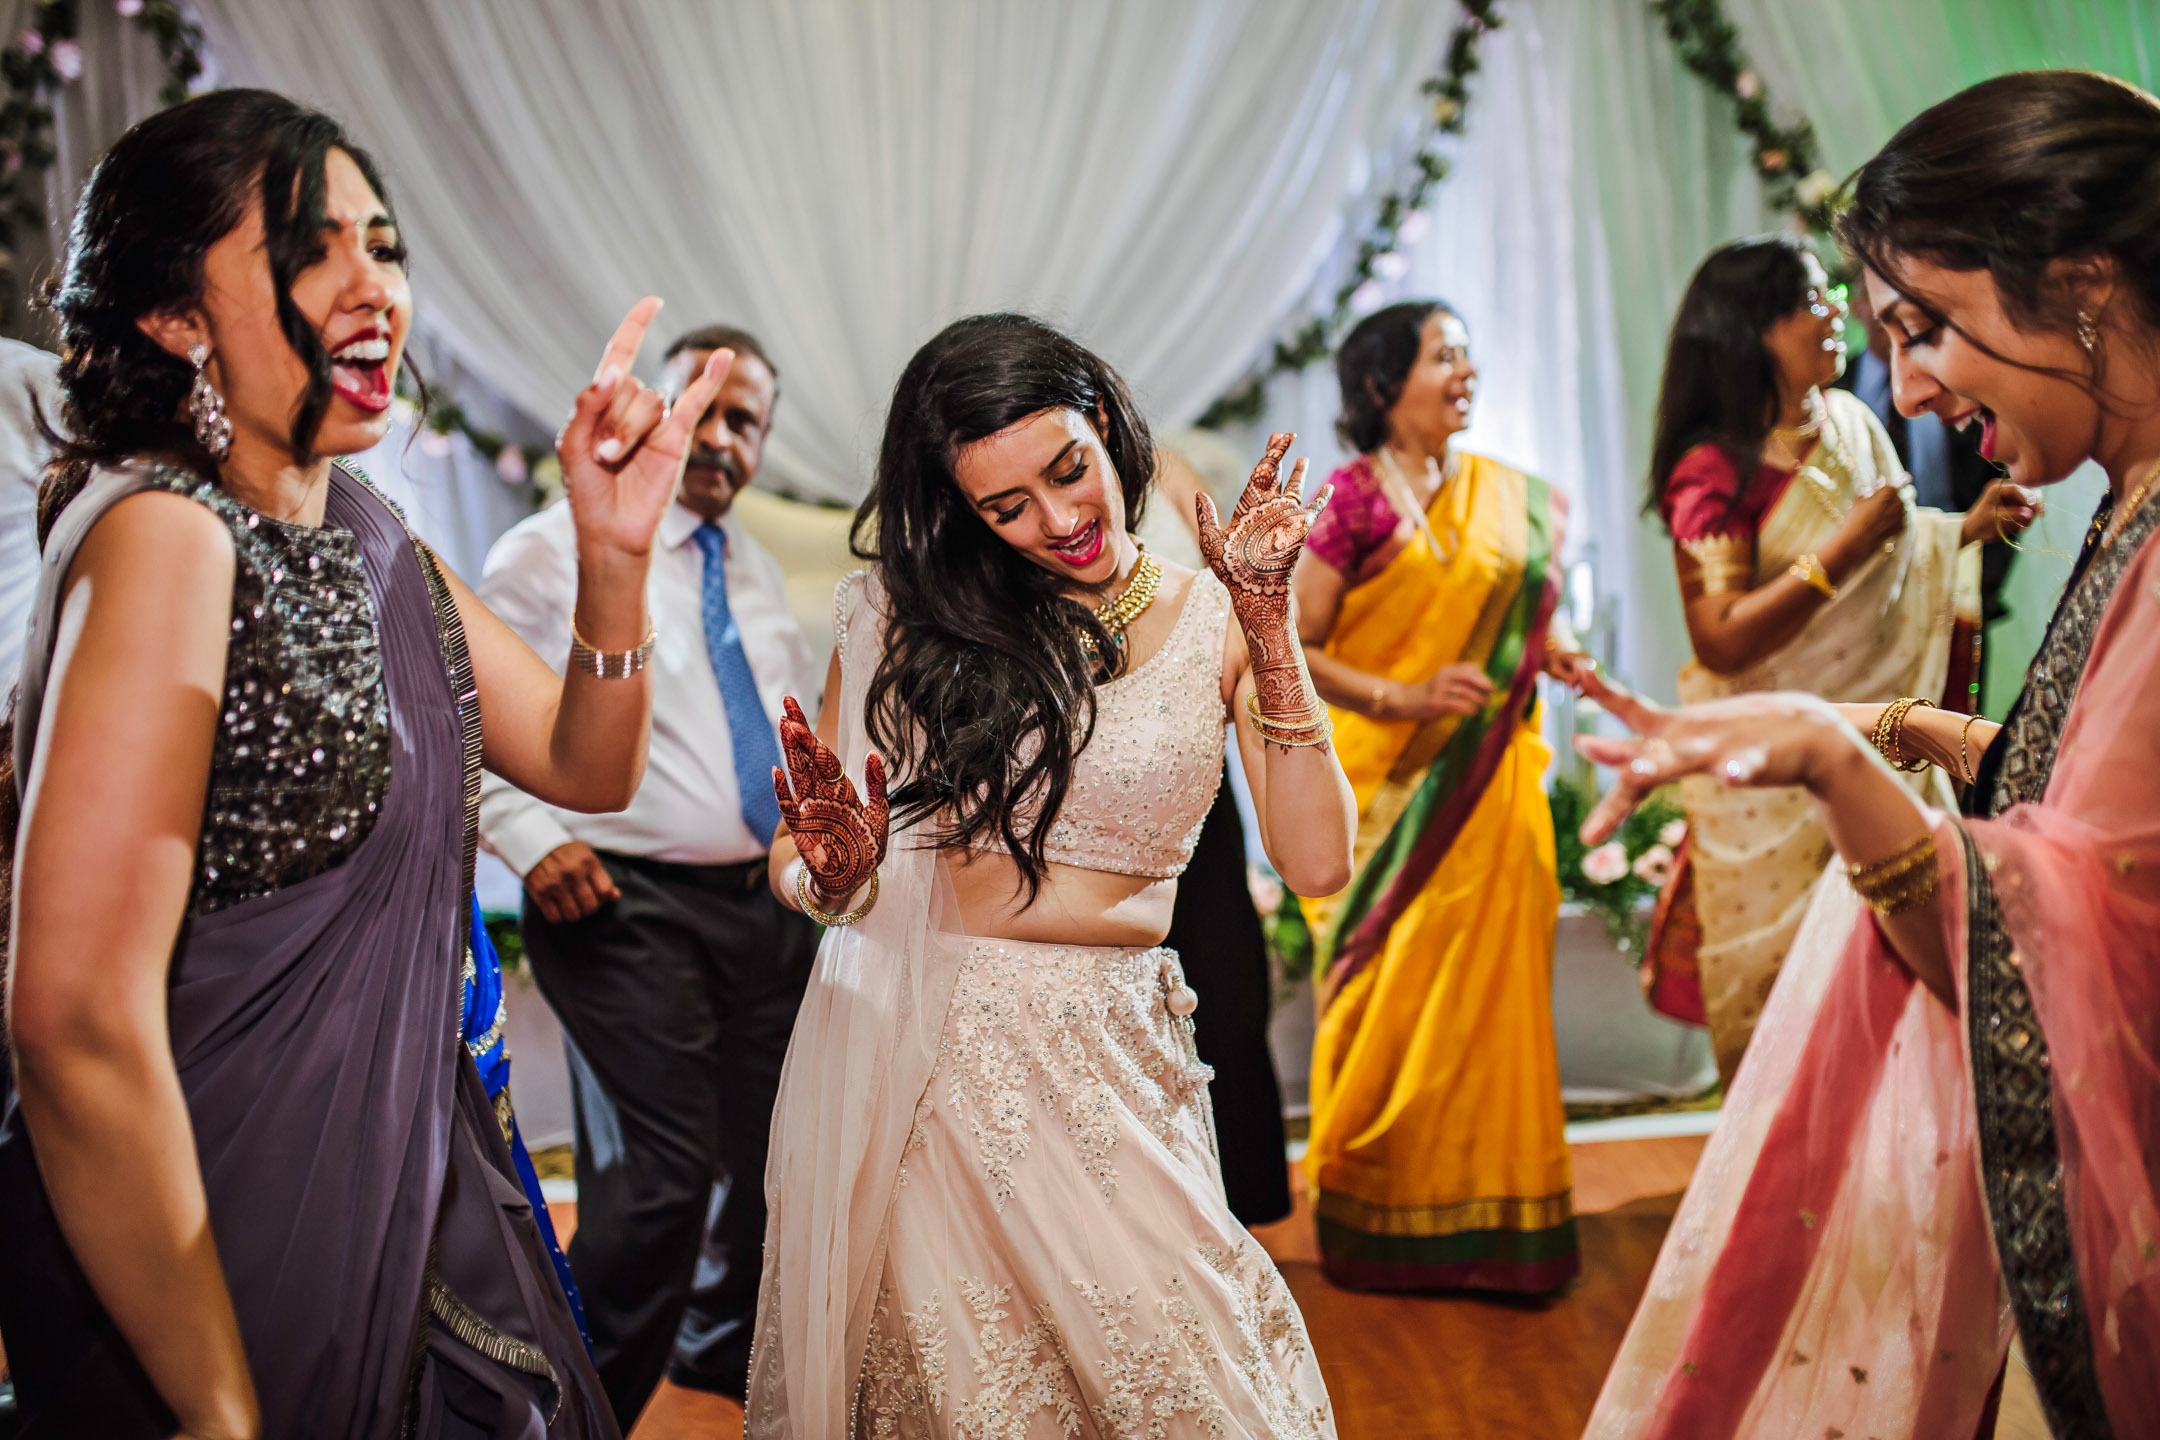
[1871,696,1935,772]
[569,620,658,679]
[1788,552,1838,600]
[1958,712,1985,785]
[1244,692,1333,748]
[1848,834,1940,916]
[1368,683,1389,719]
[796,865,879,926]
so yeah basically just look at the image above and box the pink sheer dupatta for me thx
[747,571,969,1438]
[1585,864,2011,1438]
[1589,531,2160,1437]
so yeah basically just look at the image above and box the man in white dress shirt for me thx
[477,325,817,1427]
[0,339,62,695]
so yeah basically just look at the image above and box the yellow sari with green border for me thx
[1299,451,1577,1294]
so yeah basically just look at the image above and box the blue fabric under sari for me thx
[463,894,591,1351]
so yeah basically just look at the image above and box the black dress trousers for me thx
[522,851,816,1427]
[1163,773,1292,1225]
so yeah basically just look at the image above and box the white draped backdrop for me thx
[17,0,2160,699]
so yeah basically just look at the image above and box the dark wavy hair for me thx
[1838,70,2160,404]
[853,313,1153,899]
[38,88,406,539]
[1334,299,1452,453]
[1645,235,1817,523]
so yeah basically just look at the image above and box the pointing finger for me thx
[594,296,662,386]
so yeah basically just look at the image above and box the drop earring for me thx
[2076,309,2100,356]
[187,342,232,460]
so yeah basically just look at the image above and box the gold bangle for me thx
[1849,834,1939,916]
[1788,552,1838,599]
[1369,683,1389,718]
[569,620,658,679]
[1244,692,1333,748]
[1871,696,1935,772]
[1958,712,1984,785]
[796,865,879,926]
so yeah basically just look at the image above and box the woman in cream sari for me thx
[1291,301,1591,1294]
[1645,236,2036,1079]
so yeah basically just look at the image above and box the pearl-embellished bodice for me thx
[1037,569,1231,880]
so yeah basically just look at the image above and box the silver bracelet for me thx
[569,621,657,678]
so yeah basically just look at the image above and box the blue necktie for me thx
[692,524,785,849]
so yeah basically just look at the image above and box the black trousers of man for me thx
[523,851,817,1429]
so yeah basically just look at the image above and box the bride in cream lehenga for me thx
[742,314,1358,1439]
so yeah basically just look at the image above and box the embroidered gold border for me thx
[1313,1187,1574,1237]
[1675,533,1754,600]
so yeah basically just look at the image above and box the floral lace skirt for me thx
[854,939,1334,1439]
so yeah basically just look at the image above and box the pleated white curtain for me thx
[190,0,1455,502]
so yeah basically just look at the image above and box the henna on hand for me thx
[770,695,889,904]
[1198,432,1332,727]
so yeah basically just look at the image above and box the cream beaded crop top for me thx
[836,567,1232,881]
[1036,569,1231,879]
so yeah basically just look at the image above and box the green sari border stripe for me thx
[1322,478,1555,977]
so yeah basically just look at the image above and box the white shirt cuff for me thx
[482,805,580,879]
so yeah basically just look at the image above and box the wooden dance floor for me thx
[550,1133,1715,1439]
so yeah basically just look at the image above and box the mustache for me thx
[685,448,742,481]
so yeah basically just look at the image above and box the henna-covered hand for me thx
[1198,432,1333,725]
[770,696,889,903]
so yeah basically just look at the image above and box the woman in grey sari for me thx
[0,91,729,1439]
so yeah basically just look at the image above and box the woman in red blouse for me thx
[1642,235,2036,1078]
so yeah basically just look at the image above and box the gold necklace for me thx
[1084,546,1162,651]
[2101,461,2160,549]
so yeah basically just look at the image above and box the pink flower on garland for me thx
[18,29,43,56]
[1581,841,1629,886]
[50,39,83,80]
[1632,844,1675,886]
[117,0,146,15]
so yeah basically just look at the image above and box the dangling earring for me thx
[187,342,232,460]
[2076,309,2100,356]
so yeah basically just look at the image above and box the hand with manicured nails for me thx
[1568,665,1855,844]
[771,696,889,906]
[556,296,734,561]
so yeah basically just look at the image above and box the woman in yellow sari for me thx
[1644,236,2038,1080]
[1291,300,1590,1293]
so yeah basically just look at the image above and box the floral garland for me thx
[1649,0,1842,254]
[1197,0,1502,429]
[0,0,206,316]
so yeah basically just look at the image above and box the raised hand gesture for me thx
[557,297,733,560]
[770,696,890,904]
[1195,431,1332,628]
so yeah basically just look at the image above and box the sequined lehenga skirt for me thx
[853,939,1334,1439]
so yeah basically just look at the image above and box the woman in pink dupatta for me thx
[1580,72,2160,1438]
